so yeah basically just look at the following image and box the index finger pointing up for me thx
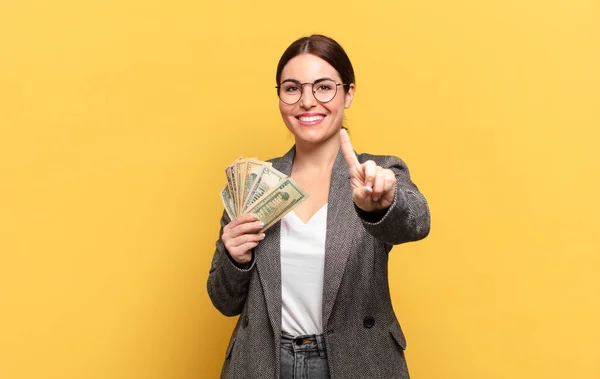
[340,129,360,169]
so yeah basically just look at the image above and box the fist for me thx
[222,214,265,266]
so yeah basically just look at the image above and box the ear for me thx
[344,83,355,109]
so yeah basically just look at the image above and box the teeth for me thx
[299,116,324,122]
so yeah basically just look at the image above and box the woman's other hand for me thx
[222,214,265,266]
[340,129,396,212]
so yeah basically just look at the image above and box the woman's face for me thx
[278,53,354,146]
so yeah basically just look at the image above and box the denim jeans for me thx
[280,332,331,379]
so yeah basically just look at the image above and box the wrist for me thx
[227,250,254,270]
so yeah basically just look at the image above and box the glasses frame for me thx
[275,78,347,105]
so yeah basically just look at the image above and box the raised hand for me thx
[222,214,265,266]
[340,129,397,212]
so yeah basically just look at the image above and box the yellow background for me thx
[1,0,598,378]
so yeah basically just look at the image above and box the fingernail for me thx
[259,222,265,227]
[373,197,379,201]
[364,186,372,193]
[260,233,266,240]
[366,182,373,188]
[253,214,259,220]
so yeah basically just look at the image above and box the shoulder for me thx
[266,155,284,165]
[265,146,295,169]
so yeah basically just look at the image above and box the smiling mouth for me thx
[297,115,325,123]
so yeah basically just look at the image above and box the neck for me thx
[293,132,341,172]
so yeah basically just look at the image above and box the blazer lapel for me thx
[255,146,355,333]
[255,147,295,337]
[322,148,355,328]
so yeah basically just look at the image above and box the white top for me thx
[280,204,328,336]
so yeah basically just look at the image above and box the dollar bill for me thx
[235,159,248,215]
[222,156,306,230]
[242,165,287,213]
[243,177,308,232]
[225,164,237,215]
[226,156,244,215]
[242,159,268,210]
[220,185,235,219]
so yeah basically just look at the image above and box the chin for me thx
[293,128,338,145]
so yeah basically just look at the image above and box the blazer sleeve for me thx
[355,154,431,245]
[206,210,256,316]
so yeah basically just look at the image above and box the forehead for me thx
[280,53,342,82]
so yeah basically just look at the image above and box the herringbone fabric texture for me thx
[207,146,430,379]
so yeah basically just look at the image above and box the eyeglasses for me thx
[276,78,346,105]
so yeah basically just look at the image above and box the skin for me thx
[222,53,397,266]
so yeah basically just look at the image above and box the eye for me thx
[284,85,300,93]
[315,83,334,92]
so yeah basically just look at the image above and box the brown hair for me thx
[276,34,355,93]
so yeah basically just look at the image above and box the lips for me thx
[299,115,324,122]
[296,113,325,126]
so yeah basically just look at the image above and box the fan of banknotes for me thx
[220,157,309,232]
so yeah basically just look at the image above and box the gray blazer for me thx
[207,146,430,379]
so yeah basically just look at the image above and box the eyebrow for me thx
[280,77,336,84]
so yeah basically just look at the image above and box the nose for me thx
[299,83,317,109]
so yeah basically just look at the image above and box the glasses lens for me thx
[313,79,337,103]
[278,82,302,104]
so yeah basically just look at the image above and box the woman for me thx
[207,34,430,379]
